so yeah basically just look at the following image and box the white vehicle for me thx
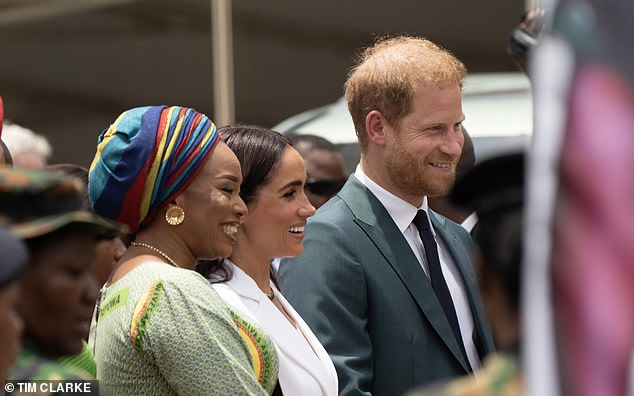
[274,72,533,170]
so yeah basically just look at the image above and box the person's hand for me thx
[508,8,545,73]
[519,8,545,39]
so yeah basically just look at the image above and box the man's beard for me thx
[384,141,457,198]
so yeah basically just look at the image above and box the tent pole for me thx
[211,0,235,126]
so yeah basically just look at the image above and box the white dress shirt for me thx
[213,261,339,396]
[461,212,479,233]
[354,165,481,370]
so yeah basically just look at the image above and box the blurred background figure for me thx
[0,139,13,167]
[409,151,525,396]
[0,168,120,382]
[524,0,634,395]
[428,127,476,232]
[289,134,348,209]
[2,122,52,169]
[47,163,128,288]
[0,227,28,384]
[0,97,13,167]
[46,163,127,380]
[507,8,545,75]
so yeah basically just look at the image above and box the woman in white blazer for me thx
[208,125,338,396]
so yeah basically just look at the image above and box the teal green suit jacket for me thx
[279,176,494,396]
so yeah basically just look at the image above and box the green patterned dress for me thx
[90,261,278,395]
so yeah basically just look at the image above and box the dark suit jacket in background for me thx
[279,176,495,396]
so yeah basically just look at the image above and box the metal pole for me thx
[211,0,235,126]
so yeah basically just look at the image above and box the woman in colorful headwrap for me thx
[208,125,338,396]
[88,106,278,396]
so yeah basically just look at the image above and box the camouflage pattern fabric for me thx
[407,353,521,396]
[9,341,99,395]
[0,168,123,239]
[58,342,97,380]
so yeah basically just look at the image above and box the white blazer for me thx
[213,261,338,396]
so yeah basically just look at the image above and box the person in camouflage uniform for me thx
[0,168,121,393]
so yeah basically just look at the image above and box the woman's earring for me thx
[165,204,185,225]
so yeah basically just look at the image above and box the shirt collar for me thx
[354,164,434,235]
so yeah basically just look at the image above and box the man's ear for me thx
[365,110,388,146]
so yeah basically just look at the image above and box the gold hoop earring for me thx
[165,205,185,225]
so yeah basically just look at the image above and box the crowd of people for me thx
[0,32,543,396]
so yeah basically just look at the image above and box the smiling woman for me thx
[86,106,277,396]
[211,125,339,396]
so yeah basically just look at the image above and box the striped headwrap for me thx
[88,106,219,231]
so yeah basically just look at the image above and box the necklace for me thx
[131,241,180,268]
[264,288,275,301]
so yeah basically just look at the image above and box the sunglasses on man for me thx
[304,178,347,197]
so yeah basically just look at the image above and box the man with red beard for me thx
[279,36,494,396]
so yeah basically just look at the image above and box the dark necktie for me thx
[413,210,469,363]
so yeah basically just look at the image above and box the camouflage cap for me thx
[0,168,125,239]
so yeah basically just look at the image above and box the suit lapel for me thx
[275,292,339,394]
[429,212,496,356]
[221,263,336,395]
[338,177,470,371]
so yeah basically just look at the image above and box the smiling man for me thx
[279,36,494,396]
